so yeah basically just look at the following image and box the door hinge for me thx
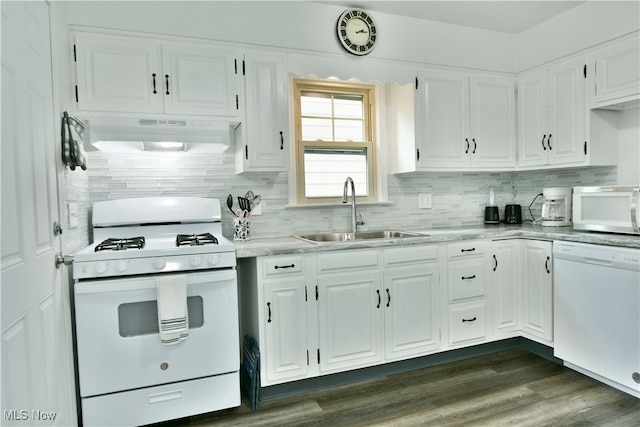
[73,44,77,62]
[416,148,420,161]
[315,285,319,301]
[317,349,320,364]
[584,64,587,78]
[305,285,308,302]
[245,145,248,160]
[584,141,588,155]
[74,85,78,103]
[415,76,418,90]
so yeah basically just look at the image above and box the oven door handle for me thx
[74,269,237,294]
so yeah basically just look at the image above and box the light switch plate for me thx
[252,201,263,216]
[418,193,432,209]
[68,202,79,229]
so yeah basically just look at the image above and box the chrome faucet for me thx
[342,177,364,233]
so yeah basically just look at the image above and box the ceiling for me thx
[316,1,586,34]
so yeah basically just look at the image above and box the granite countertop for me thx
[232,223,640,258]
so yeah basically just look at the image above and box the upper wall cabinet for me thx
[588,35,640,109]
[72,32,241,119]
[388,69,515,173]
[234,50,288,173]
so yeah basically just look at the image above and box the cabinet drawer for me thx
[448,302,486,346]
[262,255,304,278]
[447,240,487,259]
[383,245,438,267]
[448,261,485,302]
[317,249,380,273]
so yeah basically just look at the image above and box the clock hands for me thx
[355,29,367,34]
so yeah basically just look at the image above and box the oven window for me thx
[118,296,204,337]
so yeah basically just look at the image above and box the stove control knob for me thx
[189,255,202,267]
[95,262,108,275]
[115,260,128,273]
[153,259,166,270]
[208,254,220,266]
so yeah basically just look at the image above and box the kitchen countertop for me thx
[232,223,640,258]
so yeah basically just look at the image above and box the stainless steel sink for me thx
[293,230,423,243]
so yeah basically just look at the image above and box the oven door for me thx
[74,269,239,398]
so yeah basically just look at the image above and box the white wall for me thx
[516,1,640,71]
[617,106,640,185]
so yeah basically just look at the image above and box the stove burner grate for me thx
[176,233,219,246]
[95,236,146,252]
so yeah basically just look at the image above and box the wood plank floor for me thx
[174,348,640,426]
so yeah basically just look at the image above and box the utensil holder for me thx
[234,218,251,241]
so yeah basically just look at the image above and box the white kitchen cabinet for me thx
[521,240,553,344]
[235,50,289,173]
[445,240,492,347]
[73,31,240,118]
[317,250,383,373]
[491,240,521,339]
[413,70,515,171]
[518,58,587,168]
[589,35,640,108]
[382,246,440,360]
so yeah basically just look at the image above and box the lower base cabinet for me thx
[238,238,555,388]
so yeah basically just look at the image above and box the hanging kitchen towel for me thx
[61,112,87,171]
[155,275,189,345]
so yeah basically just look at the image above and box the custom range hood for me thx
[84,117,237,153]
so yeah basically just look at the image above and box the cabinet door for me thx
[162,44,239,117]
[491,240,521,338]
[547,59,586,165]
[517,72,548,167]
[239,51,288,172]
[383,263,439,360]
[317,271,383,373]
[74,33,163,114]
[521,240,553,343]
[469,76,516,169]
[263,276,309,383]
[417,69,470,169]
[594,37,640,106]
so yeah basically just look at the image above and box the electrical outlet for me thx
[418,193,432,209]
[251,200,263,216]
[68,202,79,229]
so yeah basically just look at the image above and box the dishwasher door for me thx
[553,241,640,397]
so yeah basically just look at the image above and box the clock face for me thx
[337,9,377,56]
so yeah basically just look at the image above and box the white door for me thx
[517,72,548,167]
[1,2,74,426]
[521,240,553,343]
[491,240,521,338]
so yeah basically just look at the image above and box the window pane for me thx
[334,119,364,141]
[304,149,369,198]
[334,95,364,119]
[301,93,332,117]
[301,117,333,141]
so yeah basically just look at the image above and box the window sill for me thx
[285,200,394,209]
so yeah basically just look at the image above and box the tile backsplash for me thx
[63,150,617,252]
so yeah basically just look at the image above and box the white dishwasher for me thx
[553,241,640,398]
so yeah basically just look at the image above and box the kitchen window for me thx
[293,80,377,204]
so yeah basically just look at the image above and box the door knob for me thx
[55,253,74,268]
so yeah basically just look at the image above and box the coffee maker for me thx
[541,187,572,227]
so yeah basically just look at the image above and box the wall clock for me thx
[336,8,378,56]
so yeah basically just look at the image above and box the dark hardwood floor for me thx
[179,348,640,426]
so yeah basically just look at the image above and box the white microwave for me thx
[572,186,640,235]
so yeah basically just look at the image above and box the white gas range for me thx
[72,197,240,426]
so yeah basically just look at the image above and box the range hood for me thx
[84,117,237,153]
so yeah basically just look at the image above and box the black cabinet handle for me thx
[274,264,295,270]
[376,290,381,309]
[152,73,157,94]
[165,74,170,95]
[465,138,470,154]
[280,131,284,150]
[461,275,476,280]
[545,256,550,273]
[472,138,477,154]
[542,134,547,150]
[548,134,552,150]
[267,302,272,323]
[462,317,477,323]
[461,248,476,253]
[386,289,391,307]
[493,254,498,271]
